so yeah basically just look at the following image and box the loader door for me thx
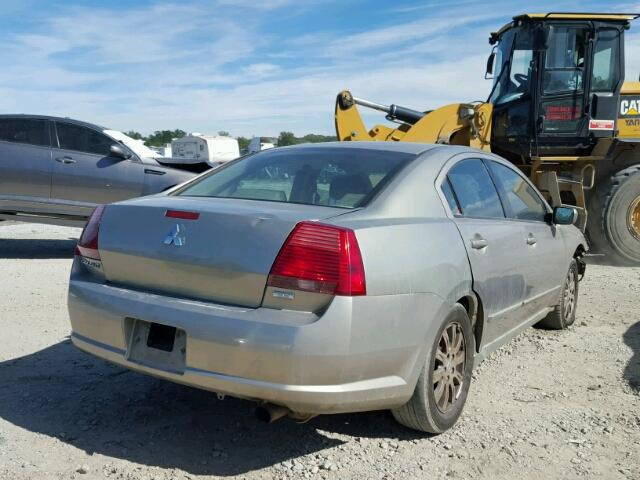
[489,28,536,160]
[589,27,623,133]
[535,25,591,155]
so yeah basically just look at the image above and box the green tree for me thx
[237,136,250,151]
[301,133,337,143]
[277,131,299,146]
[125,130,144,140]
[145,129,186,147]
[276,131,336,146]
[218,130,230,137]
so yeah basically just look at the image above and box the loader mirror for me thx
[533,25,550,51]
[485,52,496,79]
[551,206,577,225]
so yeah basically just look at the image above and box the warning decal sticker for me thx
[589,120,615,131]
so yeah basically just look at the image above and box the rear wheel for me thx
[537,259,579,330]
[588,165,640,265]
[392,304,474,434]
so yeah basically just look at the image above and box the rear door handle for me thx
[55,156,76,164]
[526,234,537,246]
[470,237,488,249]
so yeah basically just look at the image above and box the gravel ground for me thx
[0,222,638,480]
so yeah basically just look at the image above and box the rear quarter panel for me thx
[329,149,474,390]
[348,218,472,302]
[332,147,473,303]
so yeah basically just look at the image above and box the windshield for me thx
[104,129,161,159]
[489,30,515,104]
[176,148,415,209]
[489,28,534,105]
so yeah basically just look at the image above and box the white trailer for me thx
[248,137,275,154]
[158,143,172,158]
[160,134,239,171]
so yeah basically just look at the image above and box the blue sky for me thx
[1,0,640,137]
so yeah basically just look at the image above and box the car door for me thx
[487,159,566,318]
[51,122,144,214]
[441,157,529,350]
[0,117,52,206]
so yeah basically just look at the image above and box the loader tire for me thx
[587,165,640,265]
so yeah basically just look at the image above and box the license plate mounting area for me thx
[125,318,186,374]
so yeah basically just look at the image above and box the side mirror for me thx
[485,52,496,79]
[551,206,577,225]
[109,144,131,160]
[533,25,550,51]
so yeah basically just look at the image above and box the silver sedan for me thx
[67,142,586,433]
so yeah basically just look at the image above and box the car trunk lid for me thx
[98,196,348,308]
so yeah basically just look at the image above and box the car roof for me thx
[273,141,493,168]
[276,141,438,156]
[0,114,108,131]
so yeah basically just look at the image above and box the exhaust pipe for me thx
[255,403,290,423]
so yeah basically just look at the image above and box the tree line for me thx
[125,130,336,150]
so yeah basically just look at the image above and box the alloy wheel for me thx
[563,268,576,320]
[433,322,466,414]
[629,196,640,241]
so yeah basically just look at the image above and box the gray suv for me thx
[0,115,195,226]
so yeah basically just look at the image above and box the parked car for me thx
[67,142,586,433]
[0,114,195,226]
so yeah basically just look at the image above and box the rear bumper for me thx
[71,332,409,413]
[68,270,447,414]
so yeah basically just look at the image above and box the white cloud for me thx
[2,0,639,138]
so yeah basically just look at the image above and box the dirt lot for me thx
[0,222,638,480]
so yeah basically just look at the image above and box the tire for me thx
[587,165,640,265]
[537,259,579,330]
[392,304,474,434]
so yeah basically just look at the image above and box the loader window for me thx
[488,30,515,105]
[591,29,621,92]
[543,27,587,95]
[489,29,534,105]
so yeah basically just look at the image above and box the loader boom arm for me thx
[335,90,493,151]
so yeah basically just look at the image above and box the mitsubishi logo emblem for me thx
[163,224,186,246]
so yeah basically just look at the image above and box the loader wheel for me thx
[587,165,640,265]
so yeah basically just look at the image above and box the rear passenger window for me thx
[447,159,505,219]
[0,118,48,146]
[441,178,461,216]
[56,123,113,156]
[489,161,548,221]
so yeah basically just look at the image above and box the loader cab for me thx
[487,14,633,162]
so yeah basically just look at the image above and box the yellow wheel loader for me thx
[335,13,640,265]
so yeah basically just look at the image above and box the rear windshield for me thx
[176,148,415,209]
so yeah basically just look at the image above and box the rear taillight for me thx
[75,205,106,260]
[267,221,366,296]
